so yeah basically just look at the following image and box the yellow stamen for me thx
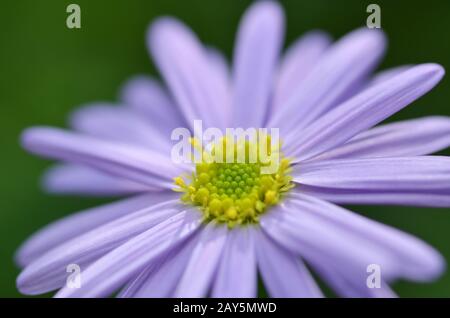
[174,135,294,227]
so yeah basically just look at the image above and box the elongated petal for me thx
[55,210,201,297]
[232,0,284,127]
[206,47,231,126]
[174,223,228,297]
[272,31,331,111]
[16,192,176,267]
[207,47,230,87]
[70,103,171,152]
[367,65,411,88]
[256,230,323,298]
[43,164,151,196]
[316,116,450,160]
[120,76,185,136]
[294,156,450,207]
[148,18,228,130]
[119,235,199,298]
[17,200,183,295]
[291,193,445,281]
[298,185,450,208]
[311,260,397,298]
[285,63,445,161]
[211,227,257,298]
[117,257,164,298]
[270,28,386,133]
[261,208,396,286]
[21,127,184,189]
[261,194,444,282]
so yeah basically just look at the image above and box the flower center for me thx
[173,135,293,227]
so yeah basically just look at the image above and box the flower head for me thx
[16,1,450,298]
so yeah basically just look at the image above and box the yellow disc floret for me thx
[174,134,294,227]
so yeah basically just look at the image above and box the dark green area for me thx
[0,0,449,297]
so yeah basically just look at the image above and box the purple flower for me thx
[16,1,450,298]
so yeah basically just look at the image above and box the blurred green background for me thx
[0,0,449,297]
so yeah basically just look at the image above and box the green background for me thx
[1,0,449,297]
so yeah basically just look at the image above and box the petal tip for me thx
[147,16,189,48]
[244,0,284,27]
[418,248,446,282]
[345,27,387,51]
[20,127,48,152]
[404,63,445,88]
[423,63,445,79]
[14,247,28,269]
[16,269,35,296]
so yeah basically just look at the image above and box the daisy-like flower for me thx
[17,1,450,298]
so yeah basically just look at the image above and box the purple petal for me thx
[120,76,186,137]
[16,192,176,268]
[311,261,397,298]
[315,116,450,160]
[174,223,228,297]
[367,65,412,88]
[256,230,323,298]
[298,185,450,208]
[232,0,284,127]
[116,257,164,298]
[70,103,171,153]
[272,31,331,111]
[290,193,445,281]
[270,28,386,133]
[118,235,199,298]
[211,227,257,298]
[43,164,152,196]
[261,194,444,283]
[55,210,201,297]
[207,47,230,87]
[17,199,184,295]
[294,156,450,207]
[148,18,229,130]
[206,46,231,125]
[261,208,397,287]
[21,127,185,189]
[285,63,445,161]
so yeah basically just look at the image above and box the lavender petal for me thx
[148,18,229,130]
[211,227,257,298]
[232,0,284,127]
[261,194,444,283]
[55,210,201,297]
[119,234,199,298]
[256,229,323,298]
[43,164,152,196]
[21,127,185,188]
[293,156,450,207]
[174,223,228,297]
[16,192,176,267]
[270,28,386,134]
[17,199,184,295]
[311,260,397,298]
[285,63,445,162]
[70,103,171,152]
[315,116,450,160]
[272,30,331,112]
[120,75,186,136]
[366,65,412,88]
